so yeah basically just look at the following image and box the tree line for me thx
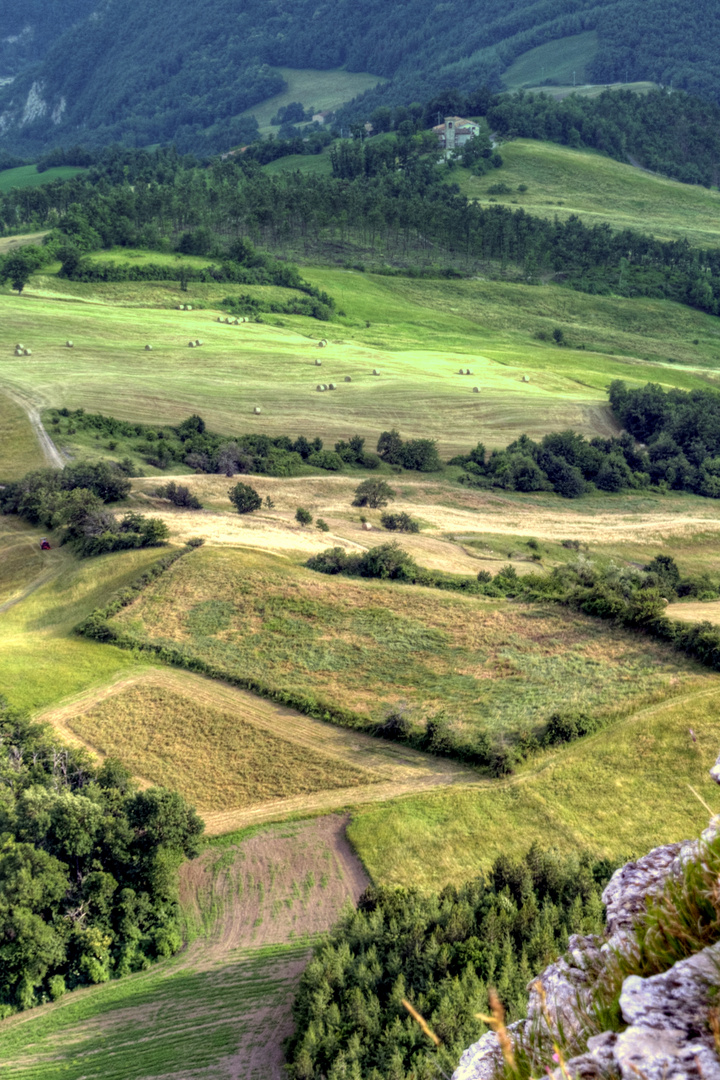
[0,460,169,556]
[0,697,202,1014]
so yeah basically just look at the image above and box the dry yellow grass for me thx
[36,669,478,833]
[63,682,375,812]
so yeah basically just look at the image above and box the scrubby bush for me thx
[295,507,312,526]
[380,511,420,532]
[154,481,203,509]
[228,482,262,514]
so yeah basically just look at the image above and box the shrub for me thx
[228,482,262,514]
[380,511,420,532]
[316,518,330,532]
[307,450,343,471]
[544,710,598,745]
[352,478,396,508]
[154,481,202,509]
[295,507,313,526]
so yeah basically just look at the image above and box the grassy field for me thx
[348,684,720,890]
[454,140,720,247]
[65,681,375,811]
[0,165,87,193]
[0,390,39,480]
[0,815,369,1080]
[263,151,333,176]
[0,526,156,712]
[110,544,709,743]
[239,66,386,135]
[2,265,720,457]
[502,31,599,90]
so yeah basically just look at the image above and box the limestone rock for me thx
[602,842,683,941]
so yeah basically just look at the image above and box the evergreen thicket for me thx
[0,699,203,1015]
[286,847,613,1080]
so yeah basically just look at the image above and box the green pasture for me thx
[0,391,39,480]
[0,943,305,1080]
[502,31,599,90]
[263,151,333,176]
[240,66,386,135]
[0,165,86,193]
[453,139,720,247]
[2,265,720,454]
[348,684,720,890]
[0,526,155,711]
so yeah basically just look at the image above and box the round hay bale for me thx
[328,382,336,390]
[216,316,223,322]
[14,349,22,357]
[195,339,203,346]
[66,340,74,348]
[472,386,479,393]
[362,521,372,531]
[232,319,239,325]
[317,340,327,347]
[465,368,471,375]
[253,406,261,415]
[225,317,231,324]
[344,375,352,382]
[186,305,193,311]
[178,305,185,310]
[315,358,322,366]
[16,344,24,350]
[145,344,153,350]
[372,369,379,376]
[522,375,530,383]
[188,341,195,347]
[458,368,465,375]
[317,384,326,392]
[24,349,32,356]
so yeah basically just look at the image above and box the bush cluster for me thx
[0,463,168,556]
[154,481,202,509]
[0,698,203,1016]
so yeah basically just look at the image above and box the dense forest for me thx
[0,698,203,1014]
[1,0,720,153]
[286,847,612,1079]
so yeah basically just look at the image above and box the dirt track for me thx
[0,384,65,468]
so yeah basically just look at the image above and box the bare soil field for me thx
[0,815,368,1080]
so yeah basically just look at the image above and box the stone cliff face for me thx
[453,820,720,1080]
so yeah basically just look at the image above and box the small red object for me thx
[41,540,51,550]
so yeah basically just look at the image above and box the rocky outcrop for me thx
[453,821,720,1080]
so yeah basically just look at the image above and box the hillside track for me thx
[0,384,65,467]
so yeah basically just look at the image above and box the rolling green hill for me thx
[453,139,720,247]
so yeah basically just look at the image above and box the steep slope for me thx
[1,0,720,153]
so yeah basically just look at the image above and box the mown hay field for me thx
[65,682,375,811]
[2,263,720,456]
[454,138,720,247]
[0,391,40,480]
[111,545,710,743]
